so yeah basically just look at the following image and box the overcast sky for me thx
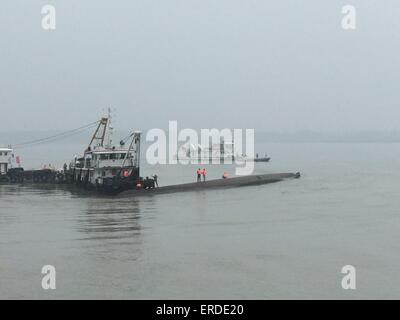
[0,0,399,133]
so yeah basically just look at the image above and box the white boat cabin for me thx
[73,144,140,186]
[0,147,12,175]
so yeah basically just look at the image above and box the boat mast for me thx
[88,117,108,150]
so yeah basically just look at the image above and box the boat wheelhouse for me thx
[0,147,12,175]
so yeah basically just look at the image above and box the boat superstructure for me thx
[71,114,141,193]
[176,139,270,163]
[176,137,236,162]
[0,147,12,175]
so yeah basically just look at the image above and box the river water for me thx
[1,142,400,299]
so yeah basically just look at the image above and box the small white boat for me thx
[175,141,270,163]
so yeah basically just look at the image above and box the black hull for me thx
[254,157,271,162]
[120,172,300,197]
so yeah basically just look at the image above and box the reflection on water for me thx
[78,198,142,241]
[73,197,159,265]
[0,183,69,197]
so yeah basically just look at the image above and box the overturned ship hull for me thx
[120,172,300,197]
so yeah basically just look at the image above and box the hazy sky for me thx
[0,0,399,132]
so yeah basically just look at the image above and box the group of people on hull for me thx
[196,168,207,182]
[196,169,230,182]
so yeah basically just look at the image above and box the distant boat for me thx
[250,154,271,162]
[175,140,271,163]
[251,156,271,162]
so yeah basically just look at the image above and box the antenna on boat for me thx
[106,107,114,148]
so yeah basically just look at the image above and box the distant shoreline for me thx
[3,130,400,144]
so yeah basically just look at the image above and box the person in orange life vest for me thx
[202,168,207,182]
[196,168,202,182]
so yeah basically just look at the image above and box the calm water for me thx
[1,143,400,299]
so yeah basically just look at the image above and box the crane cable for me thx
[12,120,101,149]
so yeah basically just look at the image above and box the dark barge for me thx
[2,168,71,184]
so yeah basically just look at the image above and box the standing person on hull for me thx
[196,168,202,182]
[202,168,207,182]
[152,174,158,187]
